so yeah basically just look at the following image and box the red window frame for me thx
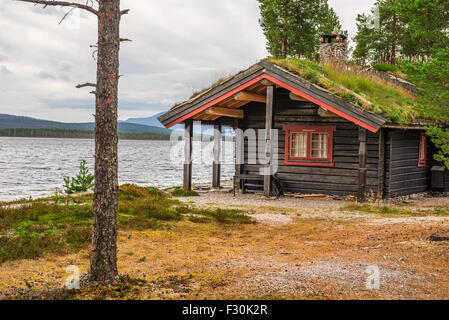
[283,126,335,166]
[418,133,427,167]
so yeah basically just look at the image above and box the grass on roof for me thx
[268,58,423,124]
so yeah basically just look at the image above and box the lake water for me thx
[0,137,235,202]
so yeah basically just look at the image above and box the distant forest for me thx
[0,128,171,140]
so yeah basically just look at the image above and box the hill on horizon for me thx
[0,114,171,135]
[122,112,185,131]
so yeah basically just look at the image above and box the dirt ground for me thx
[1,191,448,300]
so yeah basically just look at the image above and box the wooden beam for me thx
[264,86,274,197]
[212,125,222,189]
[260,79,274,86]
[234,91,266,103]
[183,120,193,190]
[289,92,309,102]
[317,107,338,118]
[206,107,244,119]
[357,127,367,201]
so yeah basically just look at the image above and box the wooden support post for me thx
[264,86,274,197]
[377,129,386,199]
[212,125,222,189]
[233,119,242,193]
[358,127,367,201]
[183,120,193,190]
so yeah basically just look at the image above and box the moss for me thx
[268,57,424,124]
[170,187,199,197]
[189,77,229,100]
[0,185,253,263]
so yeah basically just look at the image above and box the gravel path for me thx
[179,190,449,226]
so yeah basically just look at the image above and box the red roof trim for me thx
[165,75,265,128]
[263,74,378,133]
[165,73,379,133]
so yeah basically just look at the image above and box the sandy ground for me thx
[1,191,448,300]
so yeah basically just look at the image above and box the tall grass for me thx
[268,58,422,124]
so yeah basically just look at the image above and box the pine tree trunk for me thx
[281,17,287,58]
[89,0,120,282]
[391,11,397,65]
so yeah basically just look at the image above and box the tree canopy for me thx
[257,0,343,59]
[353,0,449,65]
[403,49,449,168]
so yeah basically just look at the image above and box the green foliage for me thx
[0,201,93,263]
[372,62,398,72]
[403,49,449,168]
[63,160,94,194]
[426,127,449,169]
[0,185,253,263]
[171,187,199,197]
[342,203,449,216]
[396,0,449,59]
[353,0,449,65]
[257,0,344,59]
[353,0,401,65]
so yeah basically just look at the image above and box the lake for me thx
[0,137,235,202]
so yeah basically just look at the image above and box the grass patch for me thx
[170,187,199,197]
[342,203,449,216]
[0,185,253,263]
[372,62,399,73]
[268,58,422,124]
[0,201,93,263]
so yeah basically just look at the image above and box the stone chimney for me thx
[319,27,348,64]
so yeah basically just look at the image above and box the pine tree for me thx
[19,0,130,284]
[257,0,343,59]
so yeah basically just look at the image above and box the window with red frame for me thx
[418,133,427,167]
[283,126,335,166]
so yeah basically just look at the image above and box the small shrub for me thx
[372,63,398,73]
[198,208,254,224]
[63,160,94,194]
[171,188,199,197]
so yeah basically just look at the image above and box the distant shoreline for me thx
[0,128,171,141]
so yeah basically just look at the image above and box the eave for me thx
[158,61,387,133]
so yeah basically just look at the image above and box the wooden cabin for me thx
[158,59,449,200]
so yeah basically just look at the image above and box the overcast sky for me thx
[0,0,375,122]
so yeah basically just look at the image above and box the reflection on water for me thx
[0,137,235,201]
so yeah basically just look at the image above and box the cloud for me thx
[0,0,375,122]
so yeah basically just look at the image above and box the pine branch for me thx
[76,82,96,88]
[17,0,98,16]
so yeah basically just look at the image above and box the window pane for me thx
[291,132,307,157]
[311,133,328,158]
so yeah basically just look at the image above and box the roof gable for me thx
[158,60,387,132]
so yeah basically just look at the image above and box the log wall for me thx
[238,88,380,196]
[384,130,430,197]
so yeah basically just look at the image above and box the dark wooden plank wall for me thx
[385,130,429,197]
[238,88,380,196]
[446,171,449,192]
